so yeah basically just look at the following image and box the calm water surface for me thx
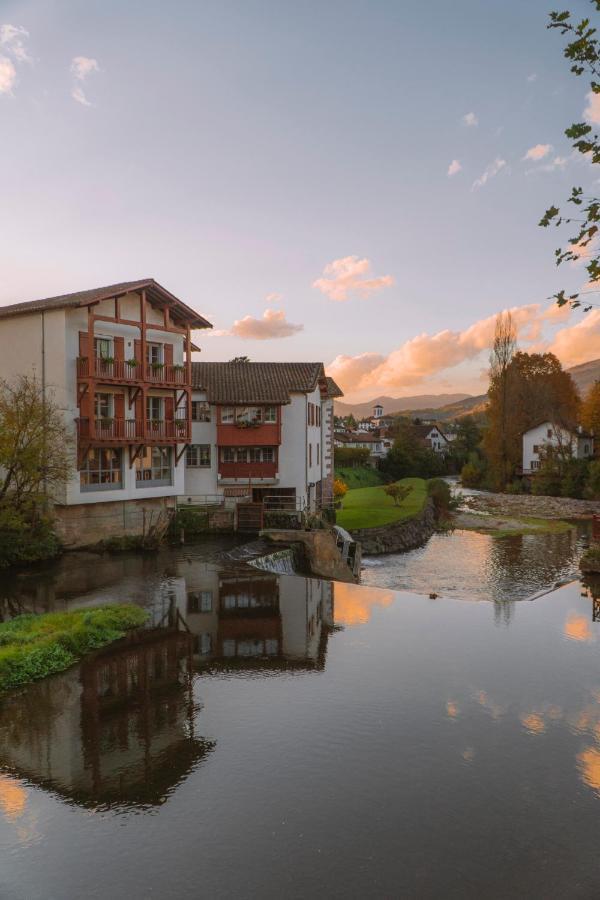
[2,542,600,897]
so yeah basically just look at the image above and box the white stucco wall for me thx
[522,421,594,472]
[183,391,218,496]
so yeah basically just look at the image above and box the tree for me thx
[539,3,600,311]
[485,313,517,486]
[0,375,73,509]
[582,380,600,433]
[484,351,580,486]
[383,483,411,506]
[333,478,348,502]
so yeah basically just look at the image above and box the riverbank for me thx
[0,605,148,692]
[454,510,573,537]
[457,490,600,521]
[336,477,427,531]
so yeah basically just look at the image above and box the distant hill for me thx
[568,358,600,396]
[333,393,472,419]
[333,358,600,423]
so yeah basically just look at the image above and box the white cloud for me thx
[462,112,478,127]
[313,256,394,302]
[265,292,282,304]
[527,73,538,83]
[70,55,99,106]
[523,143,552,161]
[447,159,462,177]
[226,308,303,340]
[0,56,16,94]
[584,90,600,125]
[472,157,506,190]
[0,24,30,63]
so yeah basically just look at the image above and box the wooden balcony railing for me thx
[218,461,278,479]
[77,358,188,386]
[76,418,190,442]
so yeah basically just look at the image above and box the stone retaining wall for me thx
[52,497,176,548]
[351,498,437,555]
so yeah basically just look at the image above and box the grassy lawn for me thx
[0,604,148,692]
[337,477,428,531]
[335,466,384,489]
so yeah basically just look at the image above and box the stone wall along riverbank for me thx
[460,491,600,520]
[350,498,437,555]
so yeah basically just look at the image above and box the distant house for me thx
[334,430,392,463]
[413,423,450,454]
[522,421,594,474]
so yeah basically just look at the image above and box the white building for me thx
[413,423,450,453]
[333,431,392,461]
[183,362,343,511]
[522,421,594,474]
[0,279,211,544]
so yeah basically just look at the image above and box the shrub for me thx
[460,462,482,488]
[0,504,61,569]
[333,478,348,501]
[505,479,525,494]
[171,507,210,535]
[427,478,452,514]
[585,460,600,499]
[334,447,371,467]
[383,483,411,506]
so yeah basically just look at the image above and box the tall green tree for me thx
[539,3,600,310]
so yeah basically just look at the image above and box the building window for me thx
[584,443,590,455]
[221,407,234,423]
[236,406,263,425]
[187,444,211,467]
[222,447,236,463]
[191,401,211,422]
[146,396,163,422]
[248,447,262,463]
[95,392,113,420]
[547,429,553,439]
[81,448,123,491]
[531,460,541,470]
[262,447,275,463]
[135,447,173,486]
[264,406,277,423]
[309,443,312,466]
[188,590,213,613]
[146,342,163,365]
[317,443,320,465]
[94,337,112,359]
[533,444,540,453]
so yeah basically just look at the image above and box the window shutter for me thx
[79,389,91,419]
[164,343,173,366]
[135,392,144,422]
[114,336,125,362]
[114,394,125,421]
[165,396,174,421]
[134,339,142,364]
[79,331,89,358]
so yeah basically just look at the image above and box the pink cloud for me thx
[523,143,552,162]
[227,308,303,340]
[447,159,462,177]
[548,310,600,368]
[313,256,394,302]
[584,91,600,125]
[327,303,569,396]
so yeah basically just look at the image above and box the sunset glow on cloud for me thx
[313,256,394,302]
[227,308,303,340]
[327,302,586,399]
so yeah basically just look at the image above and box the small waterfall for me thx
[248,548,299,575]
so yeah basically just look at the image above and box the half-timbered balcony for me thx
[217,422,281,446]
[76,418,190,442]
[77,358,189,386]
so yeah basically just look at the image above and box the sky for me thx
[2,0,600,402]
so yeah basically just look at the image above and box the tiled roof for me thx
[325,376,344,399]
[0,279,212,329]
[192,361,329,404]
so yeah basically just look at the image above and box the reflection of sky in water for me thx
[361,526,590,603]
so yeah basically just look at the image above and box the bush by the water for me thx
[172,507,210,536]
[580,544,600,574]
[427,478,453,515]
[0,605,148,691]
[0,504,61,569]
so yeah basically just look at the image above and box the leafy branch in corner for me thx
[539,3,600,310]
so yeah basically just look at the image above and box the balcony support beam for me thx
[128,444,145,469]
[175,443,189,465]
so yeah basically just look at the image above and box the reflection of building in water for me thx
[177,570,333,669]
[0,628,213,809]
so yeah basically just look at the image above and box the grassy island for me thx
[0,604,148,692]
[336,477,427,531]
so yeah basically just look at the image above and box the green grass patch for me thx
[335,466,384,489]
[0,604,148,692]
[336,477,428,531]
[459,515,574,538]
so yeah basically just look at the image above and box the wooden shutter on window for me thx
[165,396,174,421]
[114,336,124,362]
[134,339,142,364]
[114,393,125,421]
[79,388,91,420]
[135,392,144,423]
[164,343,173,366]
[79,331,89,358]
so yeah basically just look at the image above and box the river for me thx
[1,533,600,897]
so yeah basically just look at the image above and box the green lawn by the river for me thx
[336,477,427,531]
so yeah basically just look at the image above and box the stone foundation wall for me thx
[351,498,437,555]
[52,497,176,548]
